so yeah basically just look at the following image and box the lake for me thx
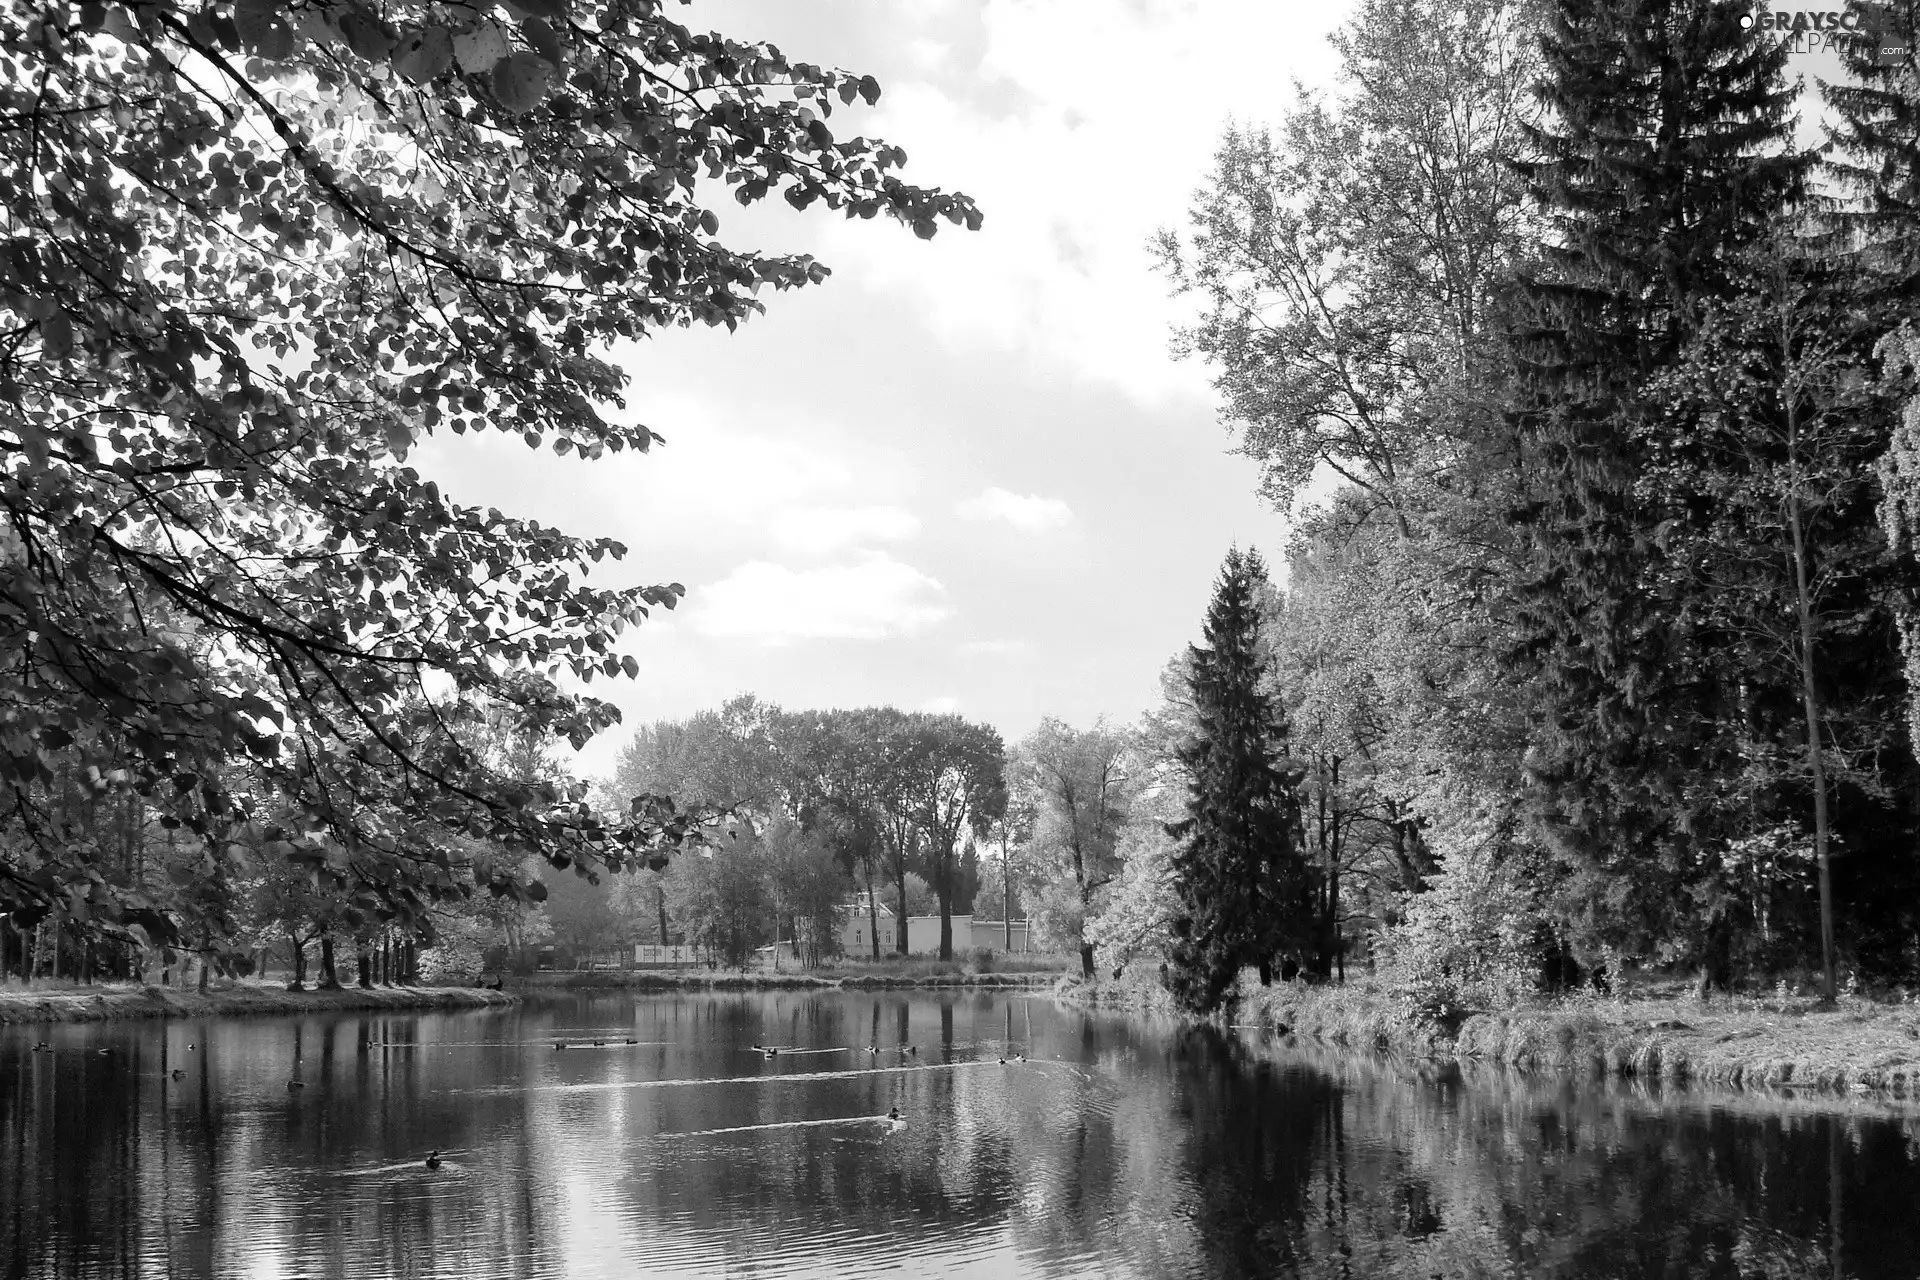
[3,990,1918,1278]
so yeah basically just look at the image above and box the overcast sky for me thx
[408,0,1848,780]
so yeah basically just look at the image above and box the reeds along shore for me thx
[0,982,519,1025]
[1053,971,1920,1099]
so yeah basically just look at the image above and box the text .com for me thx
[1742,5,1911,62]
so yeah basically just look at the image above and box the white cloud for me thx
[958,639,1026,657]
[689,553,950,643]
[957,486,1072,532]
[766,504,921,557]
[792,0,1350,411]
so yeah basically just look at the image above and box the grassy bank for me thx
[1056,969,1920,1097]
[0,980,519,1025]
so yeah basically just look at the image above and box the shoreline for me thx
[0,982,519,1025]
[1052,973,1920,1100]
[523,970,1064,992]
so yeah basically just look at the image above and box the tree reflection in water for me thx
[2,993,1917,1278]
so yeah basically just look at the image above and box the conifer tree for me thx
[1502,0,1811,980]
[1164,548,1313,1014]
[1823,0,1920,300]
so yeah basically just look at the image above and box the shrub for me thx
[1375,840,1544,1033]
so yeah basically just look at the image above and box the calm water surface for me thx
[4,990,1919,1278]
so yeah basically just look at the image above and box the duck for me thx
[591,1039,605,1047]
[998,1057,1007,1066]
[866,1044,879,1055]
[902,1045,916,1058]
[752,1043,778,1058]
[170,1068,186,1081]
[424,1150,442,1170]
[96,1047,114,1057]
[624,1038,638,1045]
[286,1079,306,1090]
[554,1041,567,1051]
[887,1105,903,1122]
[30,1041,49,1052]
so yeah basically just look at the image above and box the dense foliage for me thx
[0,0,976,970]
[1136,0,1920,1007]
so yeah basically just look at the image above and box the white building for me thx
[838,902,1032,956]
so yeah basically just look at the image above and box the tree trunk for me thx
[938,882,953,962]
[286,929,306,990]
[1072,839,1093,979]
[656,882,670,947]
[318,934,341,989]
[1788,441,1838,1002]
[894,853,909,954]
[865,867,881,960]
[356,947,373,990]
[1329,757,1343,982]
[1002,837,1013,951]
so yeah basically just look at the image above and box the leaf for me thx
[393,26,454,83]
[234,0,297,60]
[452,23,510,74]
[339,11,398,59]
[491,51,553,113]
[520,17,563,66]
[40,313,72,362]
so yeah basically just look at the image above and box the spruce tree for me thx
[1502,0,1811,980]
[1823,0,1920,301]
[1164,548,1313,1015]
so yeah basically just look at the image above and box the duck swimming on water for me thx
[887,1106,902,1122]
[425,1150,442,1170]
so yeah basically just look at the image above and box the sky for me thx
[406,0,1352,779]
[407,0,1852,782]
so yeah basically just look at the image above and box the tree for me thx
[975,787,1035,944]
[1501,0,1811,987]
[0,0,978,962]
[1165,547,1314,1014]
[1153,0,1542,515]
[906,714,1005,960]
[764,814,846,968]
[1822,0,1920,303]
[1654,236,1906,998]
[1018,716,1132,979]
[776,706,894,959]
[666,835,771,969]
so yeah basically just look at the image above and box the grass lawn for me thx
[0,978,517,1024]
